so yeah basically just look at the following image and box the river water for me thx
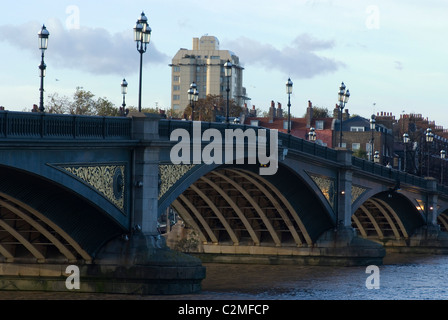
[0,253,447,301]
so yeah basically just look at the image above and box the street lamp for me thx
[133,11,151,112]
[120,79,128,116]
[370,114,376,162]
[224,59,232,123]
[337,82,350,147]
[425,128,434,177]
[403,133,410,172]
[188,82,198,121]
[374,151,380,163]
[441,150,446,184]
[309,127,317,142]
[38,25,49,112]
[286,78,293,134]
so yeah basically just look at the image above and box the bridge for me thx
[1,110,448,295]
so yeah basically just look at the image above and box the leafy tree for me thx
[302,106,330,119]
[353,148,368,160]
[184,94,242,122]
[46,87,121,116]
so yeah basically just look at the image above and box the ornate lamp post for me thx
[286,78,293,134]
[188,82,198,121]
[309,127,317,142]
[38,25,49,112]
[337,82,350,147]
[441,150,446,184]
[224,60,232,123]
[120,79,128,116]
[133,12,151,112]
[374,151,380,164]
[403,133,410,172]
[426,128,434,177]
[370,114,376,162]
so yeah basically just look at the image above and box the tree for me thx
[353,148,368,160]
[184,94,242,122]
[45,87,121,116]
[302,106,330,119]
[70,87,96,115]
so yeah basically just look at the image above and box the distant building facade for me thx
[170,35,249,114]
[244,100,336,148]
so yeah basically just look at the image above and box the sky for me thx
[1,0,448,128]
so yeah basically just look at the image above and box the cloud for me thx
[394,61,404,71]
[0,19,170,76]
[223,34,344,79]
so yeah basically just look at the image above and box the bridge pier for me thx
[313,148,386,265]
[99,113,206,294]
[399,178,448,254]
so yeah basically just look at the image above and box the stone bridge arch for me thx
[352,191,425,244]
[158,162,335,249]
[0,165,126,263]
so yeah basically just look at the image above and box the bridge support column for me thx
[92,113,205,294]
[336,148,354,228]
[407,178,448,251]
[425,178,439,227]
[315,148,386,265]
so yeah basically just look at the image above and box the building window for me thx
[315,120,324,130]
[173,76,180,82]
[173,66,180,72]
[173,85,180,91]
[173,95,180,101]
[283,121,290,130]
[350,126,365,132]
[251,120,259,127]
[352,143,361,150]
[173,105,180,110]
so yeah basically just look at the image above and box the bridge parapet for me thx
[0,111,132,140]
[159,119,339,162]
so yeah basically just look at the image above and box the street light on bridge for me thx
[188,82,198,121]
[308,127,317,142]
[441,149,446,185]
[403,133,410,172]
[374,151,380,164]
[286,78,293,134]
[369,115,376,162]
[120,79,128,116]
[133,12,151,113]
[337,82,350,147]
[38,25,49,112]
[224,60,232,123]
[426,128,434,177]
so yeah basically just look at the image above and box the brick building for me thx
[243,100,336,147]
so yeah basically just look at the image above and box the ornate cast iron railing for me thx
[0,111,132,140]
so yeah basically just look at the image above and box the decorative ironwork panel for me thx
[308,173,335,209]
[159,164,196,200]
[58,164,126,211]
[351,185,367,204]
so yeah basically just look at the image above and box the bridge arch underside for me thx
[0,165,125,264]
[352,191,425,244]
[168,165,334,252]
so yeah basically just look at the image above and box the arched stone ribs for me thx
[0,195,91,263]
[170,168,313,248]
[352,198,409,241]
